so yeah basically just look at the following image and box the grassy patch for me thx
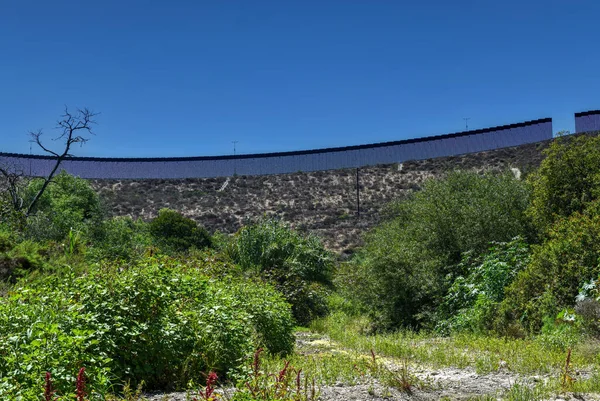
[312,313,600,376]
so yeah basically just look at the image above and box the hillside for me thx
[91,139,549,254]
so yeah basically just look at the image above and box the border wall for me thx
[575,110,600,133]
[0,118,553,179]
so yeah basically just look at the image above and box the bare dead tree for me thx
[0,161,30,229]
[25,107,98,217]
[0,164,27,211]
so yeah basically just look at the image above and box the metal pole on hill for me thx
[232,140,238,176]
[463,117,471,130]
[356,167,360,218]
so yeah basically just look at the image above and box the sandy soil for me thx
[144,330,599,401]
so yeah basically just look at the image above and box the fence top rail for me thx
[0,117,551,163]
[575,110,600,118]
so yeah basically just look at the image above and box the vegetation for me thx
[3,132,600,399]
[336,171,532,330]
[148,208,212,253]
[24,170,103,242]
[436,237,530,334]
[229,219,334,326]
[527,133,600,233]
[0,256,294,398]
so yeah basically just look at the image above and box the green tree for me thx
[0,108,97,220]
[436,237,530,334]
[231,219,334,325]
[148,208,212,252]
[499,199,600,334]
[87,216,151,261]
[528,133,600,233]
[339,170,532,330]
[24,170,103,241]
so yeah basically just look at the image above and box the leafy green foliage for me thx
[388,170,533,264]
[536,310,582,352]
[574,278,600,336]
[86,216,152,261]
[338,171,532,330]
[528,134,600,233]
[0,256,294,398]
[229,348,319,401]
[221,280,295,355]
[0,231,66,284]
[23,171,103,242]
[437,237,530,334]
[499,200,600,334]
[148,208,212,253]
[230,219,334,326]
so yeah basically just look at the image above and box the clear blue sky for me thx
[1,1,599,157]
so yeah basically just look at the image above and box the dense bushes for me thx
[24,171,103,242]
[528,134,600,233]
[492,134,600,334]
[436,237,530,334]
[87,216,151,261]
[334,134,600,336]
[337,171,532,330]
[230,219,334,326]
[0,257,294,398]
[498,200,600,333]
[148,208,212,253]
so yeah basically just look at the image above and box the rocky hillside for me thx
[90,139,550,255]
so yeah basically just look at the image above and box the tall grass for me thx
[312,312,600,376]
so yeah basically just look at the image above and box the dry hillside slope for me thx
[91,140,549,254]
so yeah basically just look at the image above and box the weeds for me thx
[561,348,574,390]
[503,382,545,401]
[313,312,600,376]
[119,380,147,401]
[44,372,55,401]
[76,367,87,401]
[193,371,219,401]
[42,368,88,401]
[366,348,422,394]
[237,348,319,401]
[65,227,81,258]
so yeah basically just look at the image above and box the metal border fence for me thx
[0,117,555,179]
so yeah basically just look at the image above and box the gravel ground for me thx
[144,331,600,400]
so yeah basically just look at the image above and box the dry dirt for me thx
[145,331,599,401]
[91,140,550,255]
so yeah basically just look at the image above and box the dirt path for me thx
[146,331,599,401]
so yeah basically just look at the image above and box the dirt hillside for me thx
[90,140,549,255]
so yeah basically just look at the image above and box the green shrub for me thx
[536,310,582,352]
[231,219,333,326]
[0,238,62,283]
[528,133,600,233]
[86,216,151,261]
[0,227,16,253]
[218,279,295,355]
[573,278,600,336]
[338,170,532,330]
[148,208,212,253]
[0,256,294,398]
[23,171,103,242]
[499,200,600,334]
[335,235,437,330]
[437,237,530,334]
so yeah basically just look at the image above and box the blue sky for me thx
[1,1,598,157]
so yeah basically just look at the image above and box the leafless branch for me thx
[30,130,60,157]
[0,163,28,213]
[25,107,98,217]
